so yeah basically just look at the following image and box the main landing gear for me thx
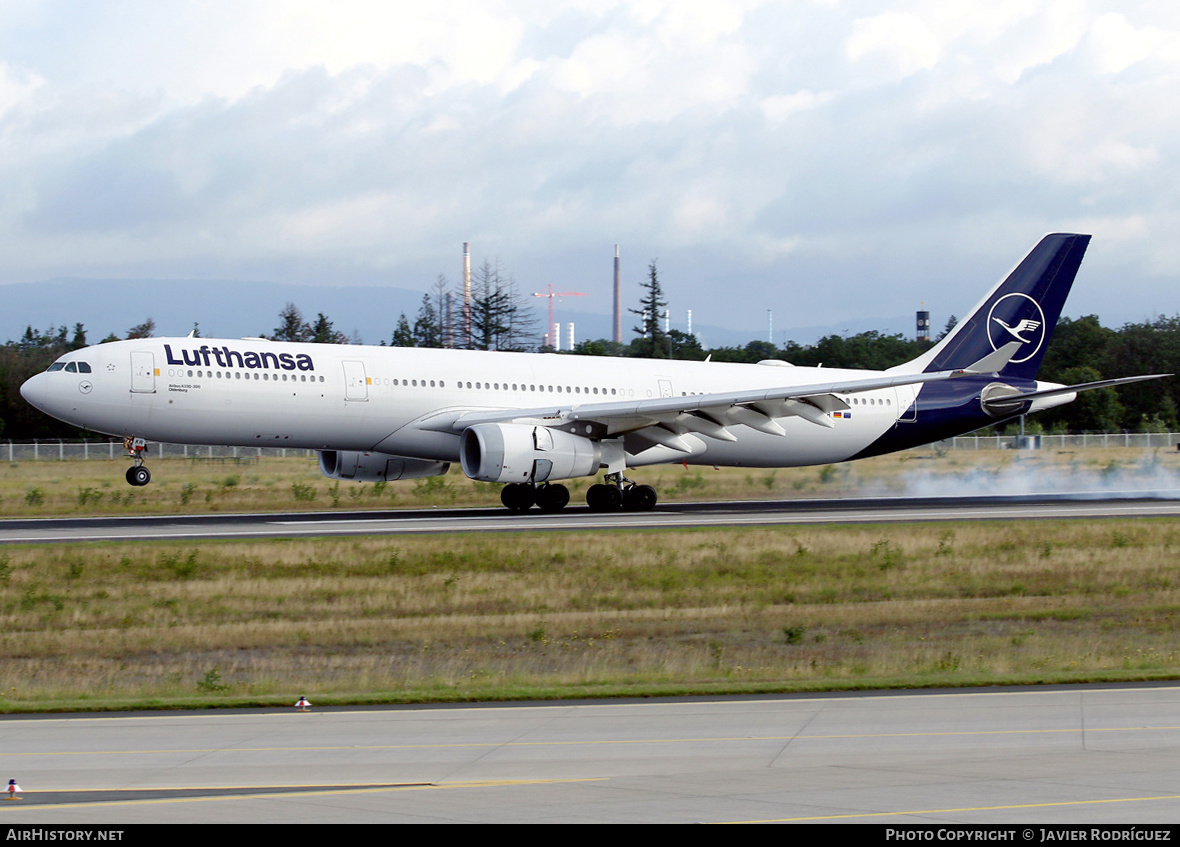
[500,473,657,513]
[587,472,656,513]
[501,482,570,513]
[123,437,151,487]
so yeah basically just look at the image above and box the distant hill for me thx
[0,278,426,345]
[0,278,915,350]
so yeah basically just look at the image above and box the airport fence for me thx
[940,432,1180,451]
[3,432,1180,463]
[2,440,317,462]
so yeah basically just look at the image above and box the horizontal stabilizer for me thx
[981,373,1172,409]
[960,341,1022,376]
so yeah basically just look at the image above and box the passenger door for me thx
[343,360,369,401]
[130,351,156,394]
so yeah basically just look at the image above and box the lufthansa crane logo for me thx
[987,293,1046,364]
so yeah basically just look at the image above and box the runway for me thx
[2,685,1179,823]
[2,493,1180,544]
[4,498,1178,824]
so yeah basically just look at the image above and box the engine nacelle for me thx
[460,424,601,483]
[980,382,1030,418]
[318,450,450,482]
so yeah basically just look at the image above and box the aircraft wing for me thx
[418,344,1023,448]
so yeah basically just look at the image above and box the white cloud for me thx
[1086,12,1180,74]
[846,11,943,79]
[760,90,833,125]
[0,60,42,115]
[0,1,1178,336]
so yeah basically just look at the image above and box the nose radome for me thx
[19,373,50,412]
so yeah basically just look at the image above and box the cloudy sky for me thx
[0,1,1177,342]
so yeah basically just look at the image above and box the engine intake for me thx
[318,450,450,482]
[460,423,601,483]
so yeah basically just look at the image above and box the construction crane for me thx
[533,284,587,350]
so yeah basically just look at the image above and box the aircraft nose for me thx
[20,372,51,413]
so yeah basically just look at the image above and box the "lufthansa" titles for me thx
[164,344,315,372]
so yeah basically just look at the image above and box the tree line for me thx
[385,259,540,351]
[2,262,1178,439]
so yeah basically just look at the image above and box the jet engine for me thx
[460,423,601,483]
[318,450,450,482]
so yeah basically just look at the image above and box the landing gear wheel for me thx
[586,483,623,512]
[623,484,657,511]
[535,483,570,513]
[126,466,151,487]
[500,483,535,512]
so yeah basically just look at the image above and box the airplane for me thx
[19,233,1168,514]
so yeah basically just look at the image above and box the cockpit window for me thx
[46,361,91,373]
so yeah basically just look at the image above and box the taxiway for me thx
[1,685,1179,823]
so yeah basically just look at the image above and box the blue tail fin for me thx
[912,233,1090,381]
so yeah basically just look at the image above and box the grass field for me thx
[3,442,1179,516]
[1,445,1178,712]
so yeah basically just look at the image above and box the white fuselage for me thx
[20,337,924,470]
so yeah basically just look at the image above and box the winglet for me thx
[954,341,1021,377]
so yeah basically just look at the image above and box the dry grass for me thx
[0,519,1178,709]
[3,444,1179,517]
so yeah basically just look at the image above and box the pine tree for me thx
[126,318,155,339]
[629,261,668,358]
[391,313,415,347]
[413,294,442,348]
[273,304,311,342]
[310,313,347,344]
[469,260,511,351]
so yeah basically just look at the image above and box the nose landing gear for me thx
[123,437,151,486]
